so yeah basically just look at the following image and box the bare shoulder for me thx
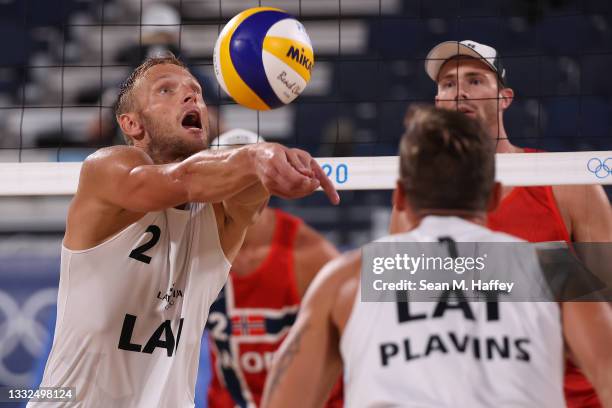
[79,146,152,182]
[75,145,156,209]
[315,249,361,287]
[64,146,153,250]
[553,184,612,240]
[552,184,609,208]
[300,250,360,334]
[302,250,360,314]
[327,251,361,333]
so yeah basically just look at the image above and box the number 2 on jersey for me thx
[129,225,161,264]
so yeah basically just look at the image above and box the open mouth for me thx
[457,106,475,115]
[181,110,202,130]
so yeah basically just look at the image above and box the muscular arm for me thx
[78,144,261,213]
[66,143,338,253]
[262,253,359,408]
[214,182,270,261]
[563,302,612,406]
[553,185,612,292]
[66,145,261,250]
[555,184,612,242]
[215,146,339,262]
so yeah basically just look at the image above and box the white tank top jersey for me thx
[29,203,231,408]
[341,216,565,408]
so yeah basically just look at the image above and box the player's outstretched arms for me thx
[563,302,612,407]
[76,143,338,215]
[66,145,195,250]
[74,145,255,215]
[65,143,338,251]
[212,143,339,261]
[262,251,359,408]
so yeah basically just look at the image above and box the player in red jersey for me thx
[392,40,612,407]
[420,40,612,408]
[205,129,343,408]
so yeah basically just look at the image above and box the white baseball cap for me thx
[425,40,506,85]
[211,128,265,150]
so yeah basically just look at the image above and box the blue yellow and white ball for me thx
[213,7,314,110]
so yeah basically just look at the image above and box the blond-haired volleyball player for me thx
[29,55,338,408]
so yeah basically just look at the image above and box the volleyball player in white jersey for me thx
[29,55,339,408]
[262,106,612,408]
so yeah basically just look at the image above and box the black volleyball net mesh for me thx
[1,0,611,158]
[0,0,611,392]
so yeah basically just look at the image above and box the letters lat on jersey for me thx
[118,314,184,357]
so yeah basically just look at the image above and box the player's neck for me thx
[494,138,522,154]
[486,121,522,154]
[414,210,487,227]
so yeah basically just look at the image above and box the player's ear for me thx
[390,182,411,234]
[499,87,514,111]
[487,182,502,212]
[118,113,145,142]
[393,181,407,211]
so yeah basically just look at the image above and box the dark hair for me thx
[114,54,187,144]
[399,105,495,212]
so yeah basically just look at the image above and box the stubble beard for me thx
[141,113,208,164]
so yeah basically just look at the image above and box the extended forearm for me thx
[223,182,269,227]
[172,146,260,203]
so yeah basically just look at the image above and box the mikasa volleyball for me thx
[213,7,314,110]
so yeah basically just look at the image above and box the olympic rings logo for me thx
[587,158,612,179]
[0,288,57,385]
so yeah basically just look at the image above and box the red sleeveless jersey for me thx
[487,149,601,408]
[206,210,342,408]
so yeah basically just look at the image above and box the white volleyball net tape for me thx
[1,151,611,196]
[1,1,611,200]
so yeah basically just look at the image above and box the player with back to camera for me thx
[28,55,339,408]
[202,129,343,408]
[414,40,612,408]
[391,40,612,406]
[261,106,612,408]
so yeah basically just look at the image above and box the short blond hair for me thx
[114,54,187,144]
